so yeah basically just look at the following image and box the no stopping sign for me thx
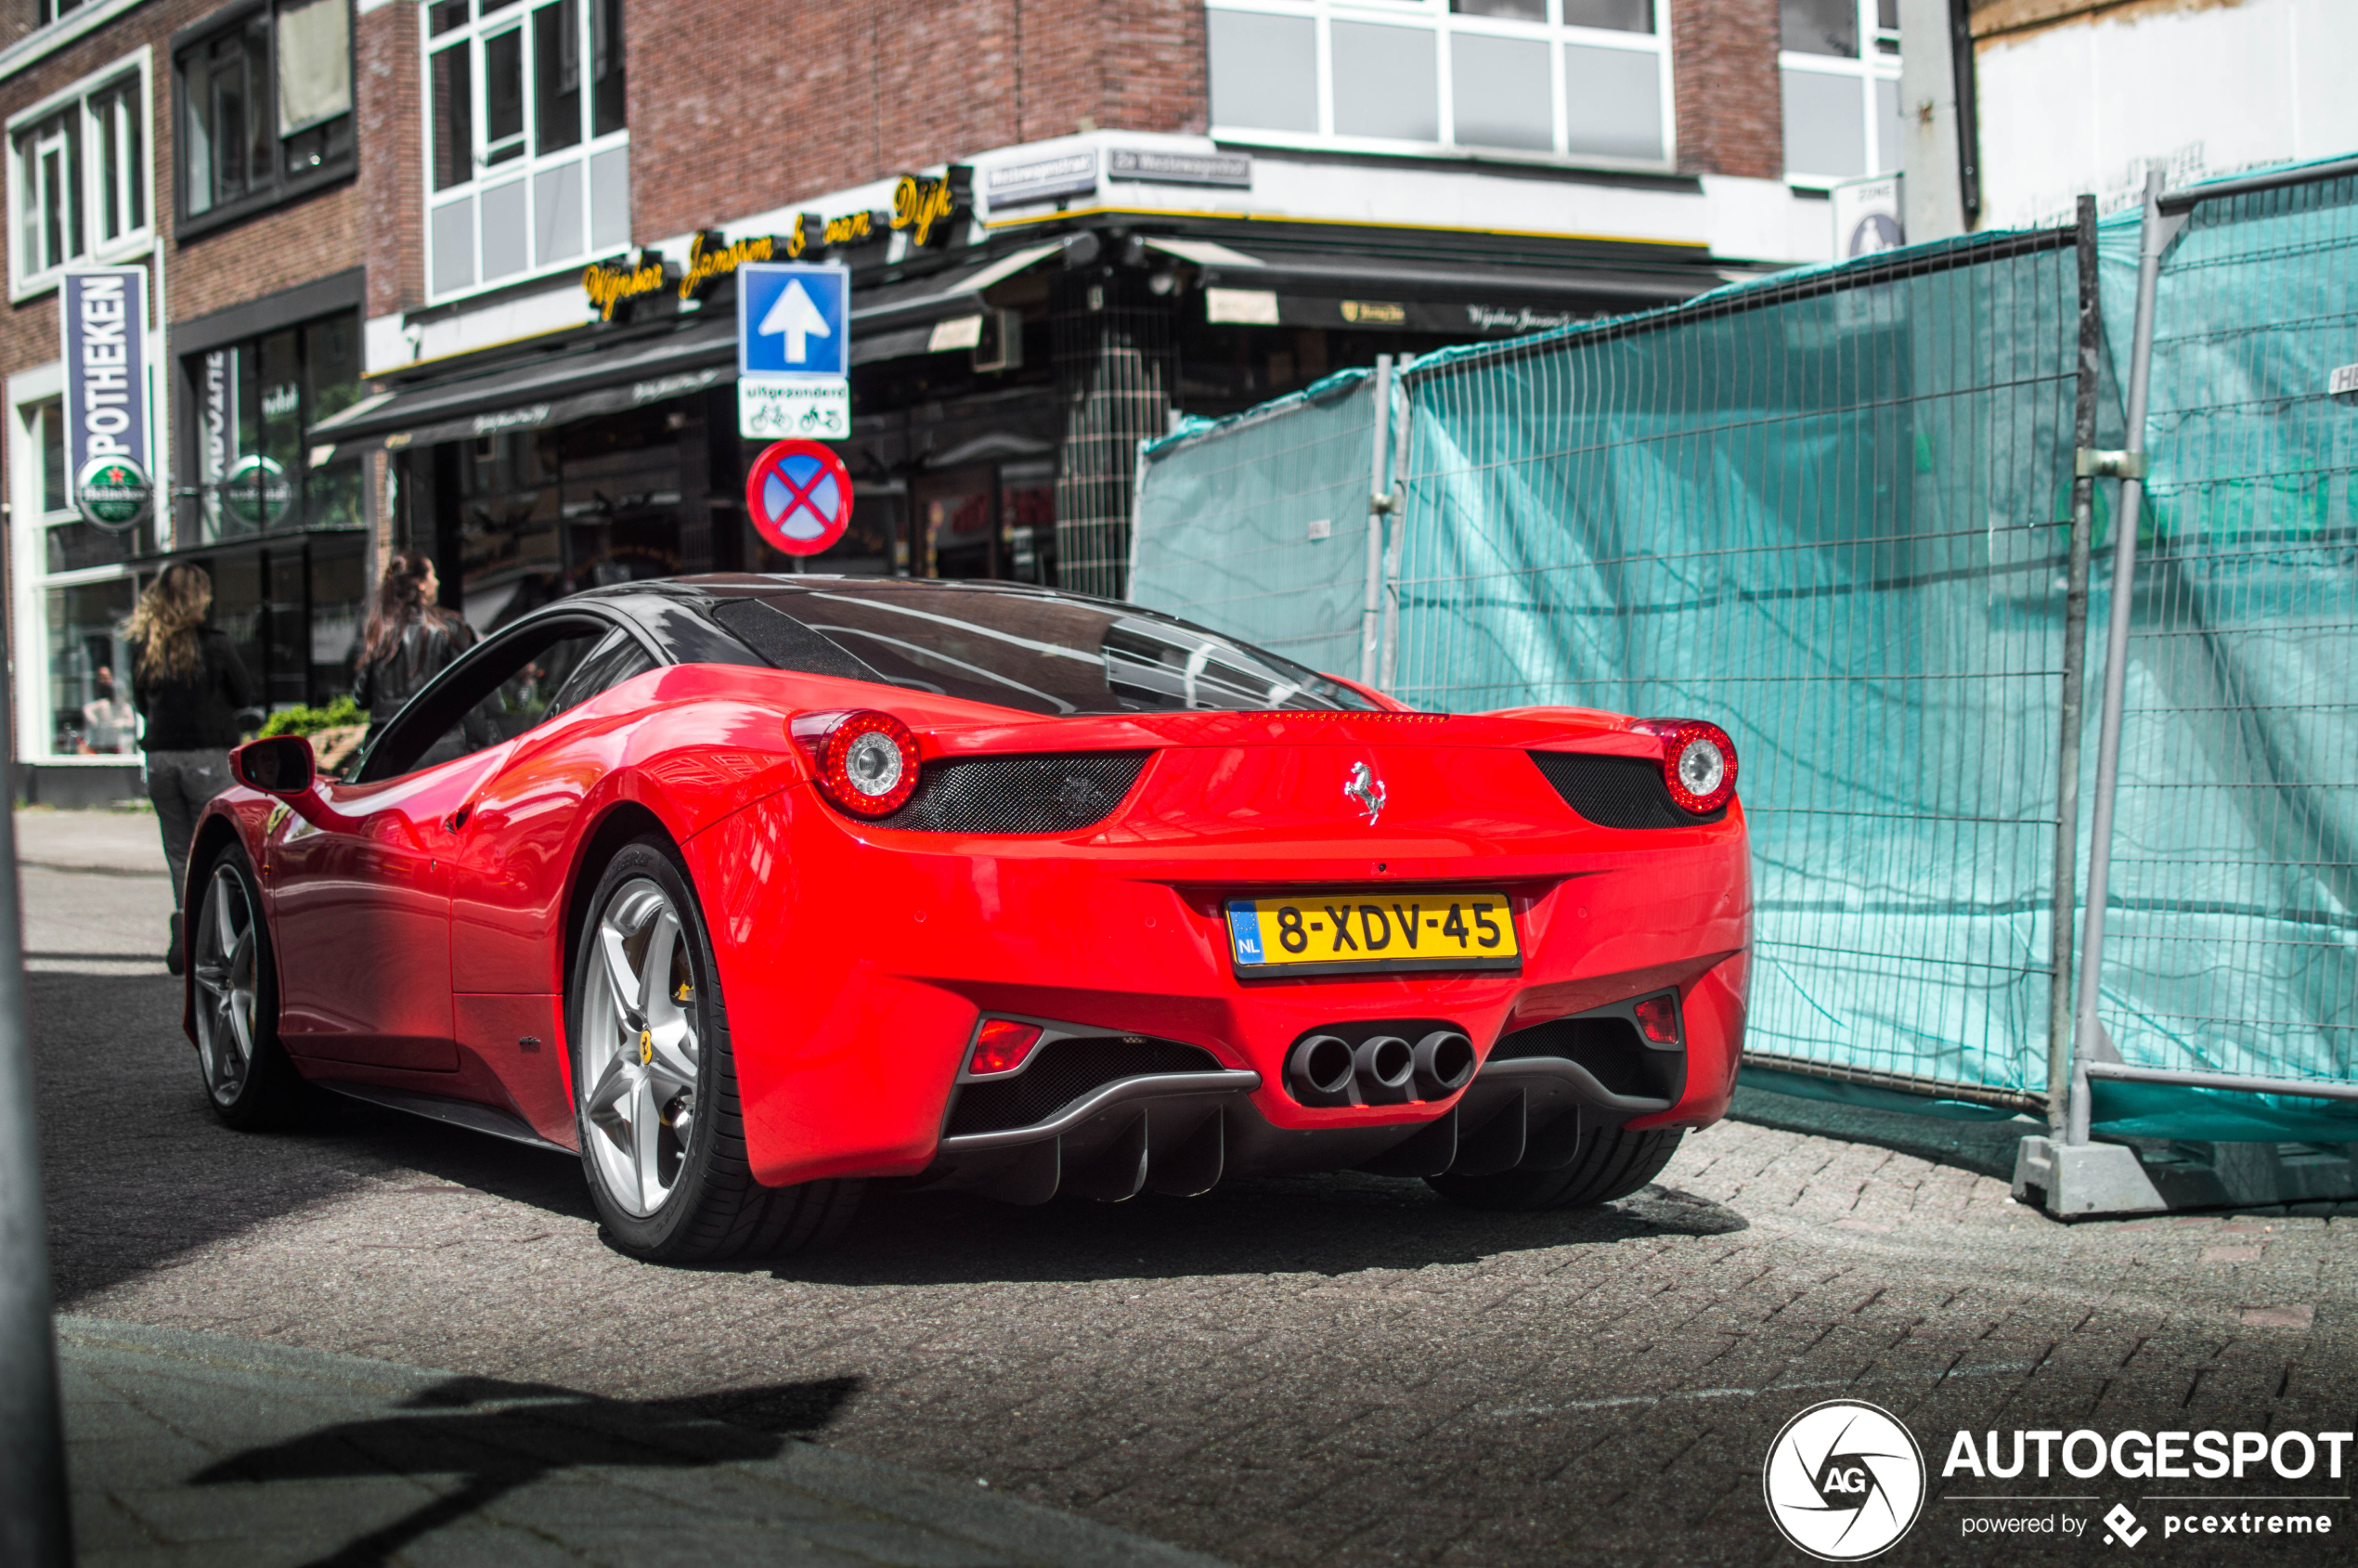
[745,438,853,556]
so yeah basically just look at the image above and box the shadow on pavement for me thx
[192,1371,861,1568]
[766,1172,1748,1288]
[1726,1082,2033,1182]
[33,970,590,1303]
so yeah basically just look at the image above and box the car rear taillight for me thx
[1633,992,1681,1046]
[968,1019,1043,1077]
[1634,718,1738,815]
[795,709,921,817]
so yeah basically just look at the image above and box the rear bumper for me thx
[913,984,1727,1203]
[685,784,1750,1188]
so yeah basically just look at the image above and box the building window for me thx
[423,0,629,302]
[6,54,152,298]
[178,309,366,546]
[1205,0,1670,167]
[1781,0,1901,183]
[37,0,96,22]
[175,0,355,232]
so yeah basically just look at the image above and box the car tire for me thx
[1424,1124,1683,1212]
[188,843,304,1131]
[567,836,862,1263]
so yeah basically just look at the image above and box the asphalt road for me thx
[24,815,2358,1566]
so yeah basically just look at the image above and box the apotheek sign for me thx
[58,267,153,532]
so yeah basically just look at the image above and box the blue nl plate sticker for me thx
[1226,901,1266,964]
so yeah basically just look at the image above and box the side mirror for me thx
[230,734,317,797]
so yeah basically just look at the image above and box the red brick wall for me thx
[358,2,421,318]
[626,0,1207,240]
[1670,0,1784,182]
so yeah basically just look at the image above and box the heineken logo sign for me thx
[75,454,150,531]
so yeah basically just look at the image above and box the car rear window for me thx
[712,581,1380,717]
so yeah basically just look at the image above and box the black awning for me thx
[314,241,1067,450]
[312,314,738,452]
[1152,237,1719,336]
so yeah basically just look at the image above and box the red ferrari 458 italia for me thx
[185,576,1749,1262]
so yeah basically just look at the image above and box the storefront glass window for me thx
[1206,0,1672,164]
[181,308,365,545]
[309,535,368,699]
[451,428,566,633]
[45,578,138,756]
[424,0,628,301]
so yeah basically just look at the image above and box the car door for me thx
[447,624,661,995]
[265,616,617,1071]
[440,624,663,1143]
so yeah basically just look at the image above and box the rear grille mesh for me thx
[944,1037,1224,1136]
[880,751,1149,835]
[1528,751,1727,829]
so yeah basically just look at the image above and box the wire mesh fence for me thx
[1126,166,2358,1133]
[1133,370,1382,679]
[1387,235,2084,1107]
[2081,171,2358,1123]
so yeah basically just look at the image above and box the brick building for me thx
[1,0,1909,797]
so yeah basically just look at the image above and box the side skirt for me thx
[312,1080,577,1158]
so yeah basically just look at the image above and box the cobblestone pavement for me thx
[23,835,2358,1566]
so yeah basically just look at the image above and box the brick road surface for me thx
[23,835,2358,1566]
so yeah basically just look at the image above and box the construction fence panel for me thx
[1131,369,1380,680]
[2080,173,2358,1141]
[1388,236,2085,1108]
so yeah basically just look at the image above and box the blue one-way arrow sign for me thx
[738,263,849,379]
[737,261,850,440]
[760,279,833,364]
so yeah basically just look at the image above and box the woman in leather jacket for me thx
[353,552,474,752]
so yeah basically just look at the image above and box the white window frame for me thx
[7,363,144,763]
[6,46,155,302]
[1780,0,1901,188]
[420,0,629,305]
[1204,0,1676,174]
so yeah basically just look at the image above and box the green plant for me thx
[254,695,368,740]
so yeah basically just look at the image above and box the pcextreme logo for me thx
[1763,1400,1928,1561]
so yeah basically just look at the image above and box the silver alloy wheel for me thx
[189,863,259,1107]
[579,877,702,1217]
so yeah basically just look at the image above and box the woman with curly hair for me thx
[122,563,260,973]
[353,551,474,755]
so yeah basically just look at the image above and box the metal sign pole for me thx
[0,588,72,1562]
[2066,167,2170,1146]
[2046,194,2101,1129]
[1360,356,1393,687]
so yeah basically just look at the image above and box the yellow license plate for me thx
[1225,891,1522,977]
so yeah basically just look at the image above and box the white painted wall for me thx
[1976,0,2358,230]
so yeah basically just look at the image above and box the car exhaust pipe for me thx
[1287,1034,1356,1107]
[1353,1034,1415,1104]
[1411,1030,1476,1099]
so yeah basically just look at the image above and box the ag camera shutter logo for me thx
[1763,1400,1926,1561]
